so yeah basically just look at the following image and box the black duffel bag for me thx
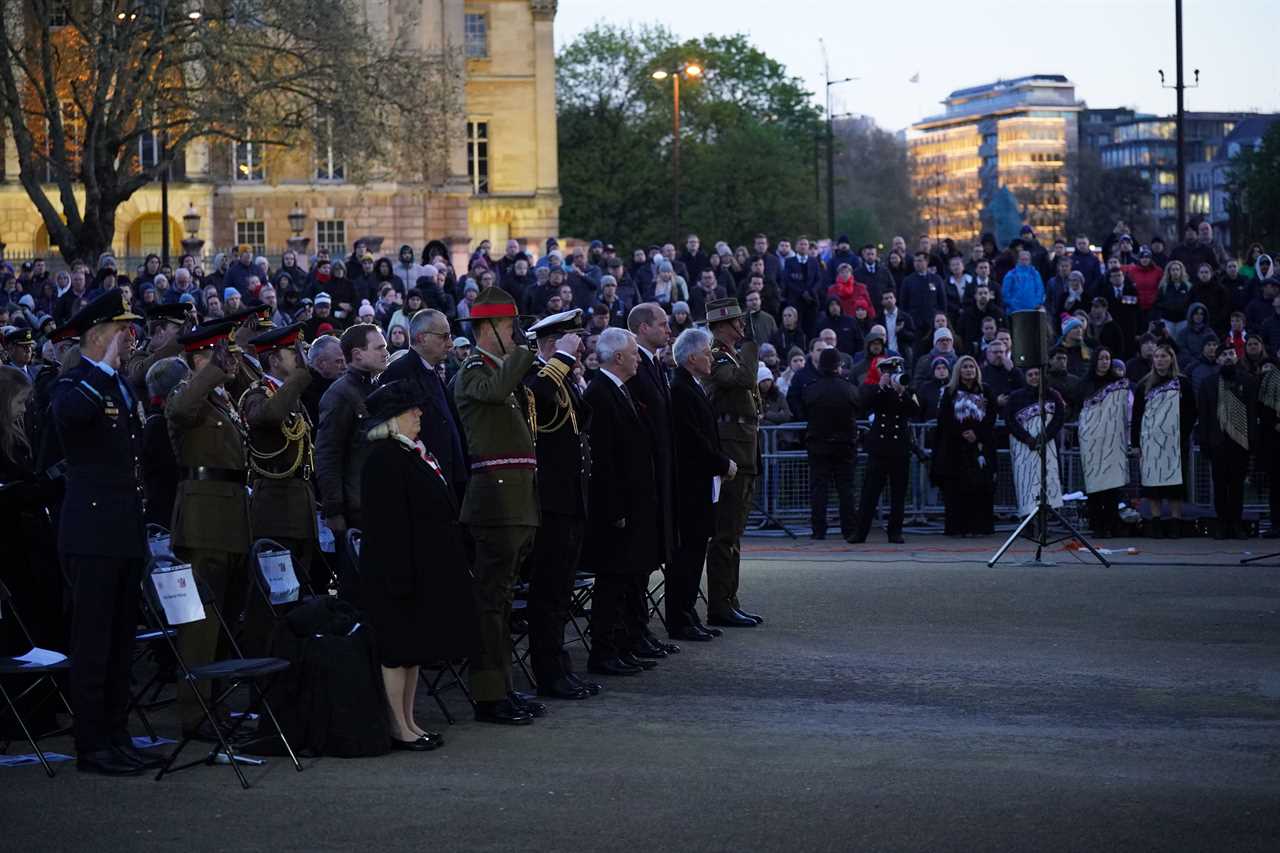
[254,596,390,758]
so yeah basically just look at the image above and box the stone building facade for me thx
[0,0,560,269]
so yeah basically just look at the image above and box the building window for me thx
[1158,194,1176,212]
[465,13,488,58]
[139,131,159,170]
[467,120,489,194]
[236,220,266,253]
[316,118,344,182]
[1188,192,1210,215]
[316,220,346,255]
[233,134,264,182]
[49,0,69,27]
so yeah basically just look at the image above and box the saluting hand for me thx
[557,332,583,358]
[103,328,128,370]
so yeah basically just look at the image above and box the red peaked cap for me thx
[468,286,519,319]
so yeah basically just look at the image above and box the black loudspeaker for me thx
[1010,309,1052,368]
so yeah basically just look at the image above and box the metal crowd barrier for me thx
[748,420,1266,533]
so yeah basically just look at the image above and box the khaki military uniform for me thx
[165,360,251,731]
[239,370,318,590]
[454,344,538,701]
[705,338,760,617]
[123,338,183,403]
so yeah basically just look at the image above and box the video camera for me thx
[878,355,908,386]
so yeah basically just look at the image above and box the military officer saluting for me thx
[224,303,272,401]
[49,289,161,775]
[165,319,252,738]
[704,297,765,628]
[522,309,596,701]
[454,287,577,724]
[238,322,319,592]
[124,302,191,403]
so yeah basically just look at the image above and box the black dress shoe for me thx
[707,610,757,627]
[811,531,826,540]
[566,672,603,694]
[734,608,764,624]
[112,741,165,770]
[638,635,667,654]
[474,699,534,725]
[77,748,147,776]
[845,534,867,544]
[587,657,642,676]
[508,692,548,717]
[691,616,722,637]
[420,730,444,747]
[633,644,667,659]
[655,640,680,654]
[619,651,658,670]
[536,677,591,700]
[668,625,714,642]
[888,534,906,544]
[390,735,440,751]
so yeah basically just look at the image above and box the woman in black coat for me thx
[359,381,478,750]
[931,355,999,536]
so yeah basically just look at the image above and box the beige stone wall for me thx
[0,0,560,263]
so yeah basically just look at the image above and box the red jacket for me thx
[1124,263,1163,311]
[827,277,874,320]
[1224,328,1247,360]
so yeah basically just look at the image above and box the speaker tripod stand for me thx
[988,367,1110,568]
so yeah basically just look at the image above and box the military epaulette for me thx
[536,357,571,383]
[464,353,491,370]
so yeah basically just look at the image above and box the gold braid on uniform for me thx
[239,379,312,480]
[522,386,539,442]
[534,359,577,434]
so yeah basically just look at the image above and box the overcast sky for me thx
[556,0,1280,131]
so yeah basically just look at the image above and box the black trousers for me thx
[65,555,144,752]
[1086,488,1121,533]
[630,572,654,644]
[588,573,644,663]
[855,454,910,539]
[943,486,994,535]
[527,513,584,683]
[664,536,709,631]
[1209,443,1250,525]
[808,444,856,537]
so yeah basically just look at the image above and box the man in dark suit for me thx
[625,303,680,658]
[666,327,736,641]
[583,328,660,676]
[899,252,946,339]
[49,290,161,775]
[522,310,597,700]
[377,309,468,499]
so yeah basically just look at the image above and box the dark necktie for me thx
[619,382,637,415]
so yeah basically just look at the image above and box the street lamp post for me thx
[286,204,311,257]
[824,76,858,239]
[1158,0,1200,237]
[652,63,702,243]
[180,203,204,258]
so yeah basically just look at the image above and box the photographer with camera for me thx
[848,356,920,544]
[801,347,861,540]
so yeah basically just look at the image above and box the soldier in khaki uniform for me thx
[124,302,191,402]
[454,287,578,725]
[165,320,252,737]
[238,322,318,596]
[704,297,766,628]
[225,304,271,402]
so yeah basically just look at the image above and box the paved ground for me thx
[2,534,1278,852]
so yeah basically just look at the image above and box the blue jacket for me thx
[1002,265,1046,313]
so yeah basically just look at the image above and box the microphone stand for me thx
[988,360,1110,567]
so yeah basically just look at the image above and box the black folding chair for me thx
[140,556,302,789]
[247,539,316,622]
[510,584,536,690]
[0,580,74,777]
[347,528,474,724]
[565,573,594,653]
[646,575,668,629]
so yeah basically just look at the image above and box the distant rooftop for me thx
[947,74,1071,100]
[913,74,1079,130]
